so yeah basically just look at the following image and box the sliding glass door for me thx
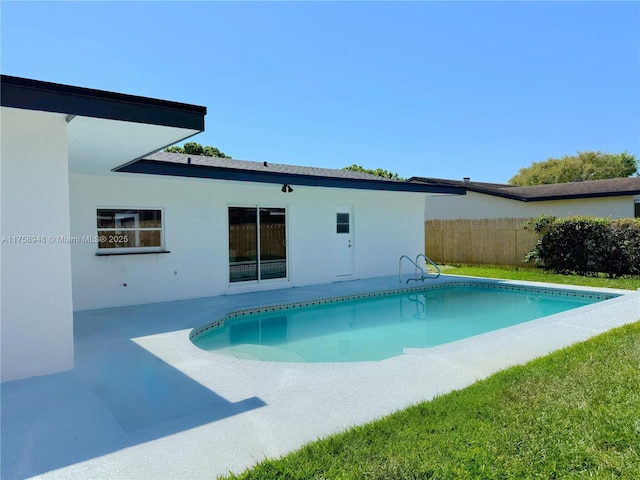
[228,207,258,282]
[229,206,286,283]
[258,207,286,280]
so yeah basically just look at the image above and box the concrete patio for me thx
[2,275,638,480]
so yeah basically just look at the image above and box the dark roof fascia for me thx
[1,75,206,130]
[116,160,466,194]
[408,177,522,199]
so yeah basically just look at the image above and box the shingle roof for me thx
[115,152,465,195]
[145,151,396,181]
[408,176,640,202]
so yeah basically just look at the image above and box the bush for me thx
[524,216,640,277]
[610,219,640,276]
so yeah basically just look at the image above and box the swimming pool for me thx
[190,283,617,362]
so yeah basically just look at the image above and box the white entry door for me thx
[336,205,354,277]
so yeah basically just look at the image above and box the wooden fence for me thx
[229,224,286,259]
[425,218,540,267]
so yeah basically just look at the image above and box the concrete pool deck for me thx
[2,275,638,479]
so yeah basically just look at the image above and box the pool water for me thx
[192,285,610,362]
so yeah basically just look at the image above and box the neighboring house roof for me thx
[409,176,640,202]
[116,152,466,194]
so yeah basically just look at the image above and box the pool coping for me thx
[180,276,633,367]
[189,279,619,341]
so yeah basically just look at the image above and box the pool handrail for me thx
[416,253,441,279]
[399,254,441,283]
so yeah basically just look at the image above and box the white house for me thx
[1,75,462,382]
[413,176,640,220]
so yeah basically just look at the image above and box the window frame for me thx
[95,207,166,255]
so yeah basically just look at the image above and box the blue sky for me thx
[2,1,639,183]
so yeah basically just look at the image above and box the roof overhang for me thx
[116,159,466,194]
[1,75,207,174]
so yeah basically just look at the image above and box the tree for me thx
[509,151,637,186]
[343,164,402,180]
[164,142,231,159]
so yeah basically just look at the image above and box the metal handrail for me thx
[399,254,441,283]
[416,253,441,279]
[399,255,427,283]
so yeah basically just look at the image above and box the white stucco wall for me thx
[69,173,424,311]
[1,107,74,382]
[425,190,635,220]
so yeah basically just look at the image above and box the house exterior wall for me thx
[69,173,424,311]
[1,107,74,382]
[425,190,635,220]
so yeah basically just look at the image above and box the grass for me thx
[226,322,640,479]
[223,266,640,479]
[440,264,640,291]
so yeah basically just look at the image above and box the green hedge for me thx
[524,216,640,277]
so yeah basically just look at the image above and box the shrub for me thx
[610,219,640,276]
[524,216,640,277]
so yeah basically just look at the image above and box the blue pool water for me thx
[192,285,612,362]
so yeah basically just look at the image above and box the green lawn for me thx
[440,264,640,290]
[224,267,640,479]
[226,322,640,480]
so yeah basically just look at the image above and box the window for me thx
[229,206,287,283]
[97,209,163,252]
[336,213,350,233]
[635,202,640,218]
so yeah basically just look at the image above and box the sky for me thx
[2,1,639,183]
